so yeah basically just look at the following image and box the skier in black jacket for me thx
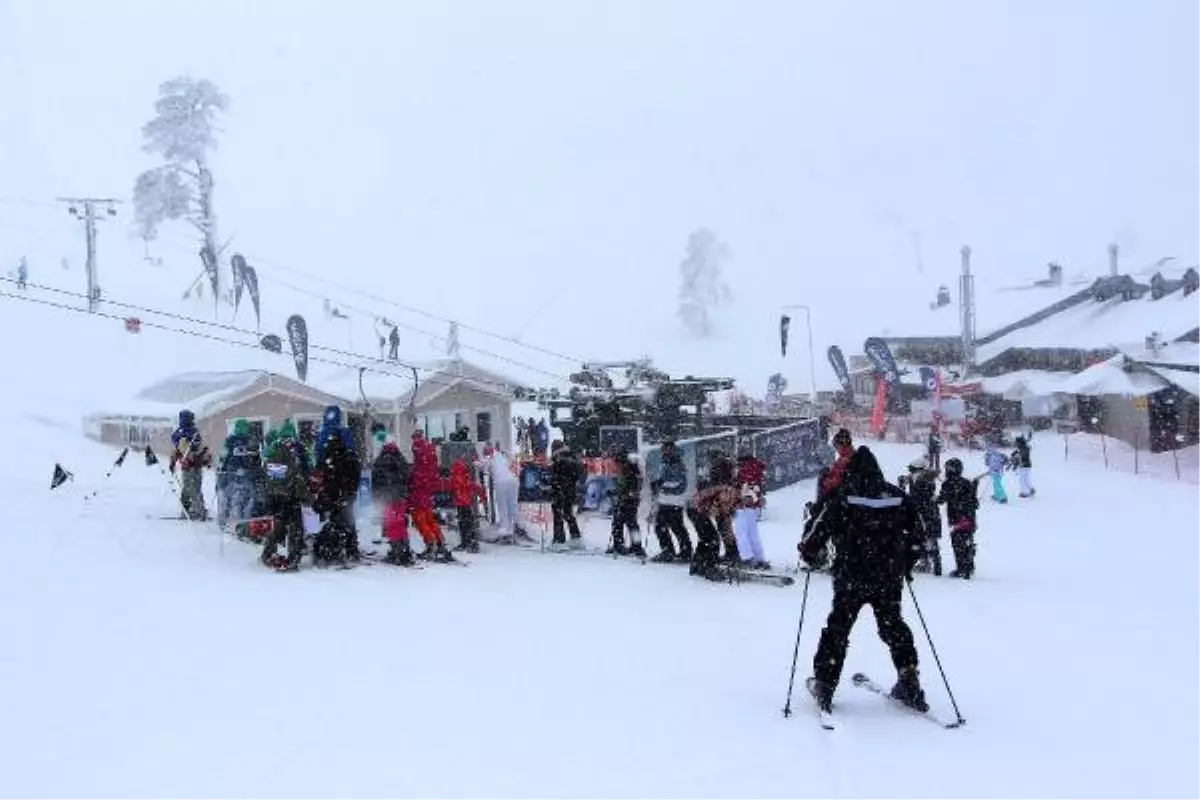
[549,441,584,546]
[936,457,980,579]
[313,434,362,564]
[899,456,942,575]
[608,449,645,557]
[1011,435,1035,498]
[801,446,928,714]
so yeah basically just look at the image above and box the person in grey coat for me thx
[649,440,693,563]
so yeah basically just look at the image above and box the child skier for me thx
[409,430,455,562]
[169,409,212,520]
[732,484,769,570]
[260,430,314,571]
[937,457,980,579]
[1011,435,1035,498]
[984,441,1009,503]
[371,439,415,566]
[608,449,645,557]
[899,456,942,575]
[449,458,487,553]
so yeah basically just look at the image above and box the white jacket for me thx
[489,451,516,486]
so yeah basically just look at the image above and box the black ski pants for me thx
[654,505,692,556]
[813,580,919,690]
[687,508,721,574]
[610,502,641,547]
[550,495,581,542]
[456,505,478,546]
[950,528,976,577]
[262,502,304,567]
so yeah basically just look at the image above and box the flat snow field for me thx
[1,422,1196,798]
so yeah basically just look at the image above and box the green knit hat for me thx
[278,418,297,441]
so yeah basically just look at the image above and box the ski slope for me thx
[1,416,1195,798]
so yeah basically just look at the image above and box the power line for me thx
[0,276,568,396]
[2,192,585,368]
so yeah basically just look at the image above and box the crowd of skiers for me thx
[537,437,772,580]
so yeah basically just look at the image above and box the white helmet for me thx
[908,456,929,471]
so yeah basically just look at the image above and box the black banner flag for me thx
[285,314,309,382]
[780,314,791,357]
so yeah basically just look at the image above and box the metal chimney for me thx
[1108,243,1119,277]
[959,245,976,368]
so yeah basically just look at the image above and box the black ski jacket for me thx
[802,448,923,589]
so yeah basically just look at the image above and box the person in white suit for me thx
[483,445,524,542]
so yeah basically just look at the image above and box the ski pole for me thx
[781,568,813,718]
[905,578,967,726]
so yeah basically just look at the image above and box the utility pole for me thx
[57,197,120,312]
[781,304,818,411]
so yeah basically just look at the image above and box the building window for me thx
[228,417,269,442]
[476,412,492,442]
[295,415,320,446]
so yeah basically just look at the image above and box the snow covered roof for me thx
[1118,341,1200,370]
[1140,366,1200,398]
[975,287,1199,366]
[1056,355,1169,397]
[88,370,356,422]
[978,370,1076,401]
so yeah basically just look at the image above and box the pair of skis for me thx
[804,673,965,730]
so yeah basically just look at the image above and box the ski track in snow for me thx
[1,423,1196,798]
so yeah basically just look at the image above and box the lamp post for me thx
[781,304,818,410]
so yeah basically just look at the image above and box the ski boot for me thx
[548,537,570,553]
[650,549,676,564]
[454,539,480,554]
[806,677,834,713]
[629,542,647,559]
[606,539,629,556]
[567,535,586,550]
[383,542,415,566]
[889,668,929,713]
[432,543,457,563]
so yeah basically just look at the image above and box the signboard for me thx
[750,420,824,491]
[518,462,553,503]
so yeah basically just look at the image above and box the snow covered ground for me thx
[1,418,1196,798]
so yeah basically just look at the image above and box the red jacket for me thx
[449,460,486,508]
[408,437,445,510]
[736,456,766,488]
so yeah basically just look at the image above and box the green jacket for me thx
[264,441,312,506]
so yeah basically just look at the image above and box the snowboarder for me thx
[649,440,692,563]
[899,456,942,575]
[549,441,585,548]
[984,441,1009,503]
[312,418,362,565]
[371,439,415,566]
[409,430,454,561]
[169,409,212,521]
[800,446,928,714]
[260,429,314,571]
[608,449,645,557]
[218,418,263,529]
[936,457,980,579]
[449,458,486,553]
[1011,435,1035,498]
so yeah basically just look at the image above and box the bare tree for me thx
[677,227,732,336]
[132,76,229,305]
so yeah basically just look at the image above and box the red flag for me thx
[870,377,888,437]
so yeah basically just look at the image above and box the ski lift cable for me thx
[0,276,572,392]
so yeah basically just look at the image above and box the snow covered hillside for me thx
[2,414,1195,797]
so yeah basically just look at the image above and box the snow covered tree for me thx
[677,227,732,337]
[132,76,229,302]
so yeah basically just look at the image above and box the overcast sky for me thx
[1,0,1196,389]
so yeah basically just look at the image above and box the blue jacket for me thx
[984,447,1008,474]
[315,405,356,464]
[655,457,689,507]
